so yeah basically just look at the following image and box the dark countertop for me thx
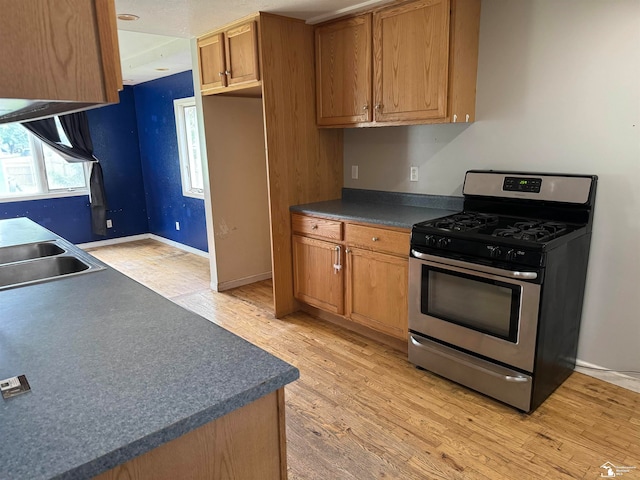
[0,219,299,480]
[0,217,58,246]
[290,189,463,229]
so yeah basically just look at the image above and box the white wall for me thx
[343,0,640,371]
[202,96,272,289]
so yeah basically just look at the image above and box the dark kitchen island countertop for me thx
[0,219,299,480]
[290,188,463,229]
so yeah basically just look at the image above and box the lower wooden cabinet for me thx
[292,235,344,314]
[346,247,408,339]
[291,214,409,341]
[94,389,287,480]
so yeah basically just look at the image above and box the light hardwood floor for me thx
[87,239,640,480]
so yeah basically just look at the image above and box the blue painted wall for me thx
[0,87,149,244]
[0,196,94,241]
[133,71,207,252]
[88,87,149,240]
[0,73,207,251]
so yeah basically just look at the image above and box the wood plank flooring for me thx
[86,239,640,480]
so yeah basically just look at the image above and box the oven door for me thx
[408,250,541,373]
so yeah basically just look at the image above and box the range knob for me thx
[437,237,450,248]
[506,249,517,261]
[424,235,436,247]
[489,246,502,258]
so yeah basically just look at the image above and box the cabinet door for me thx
[315,14,372,126]
[373,0,450,122]
[0,0,122,105]
[198,32,227,92]
[346,248,408,340]
[225,21,260,87]
[292,235,344,314]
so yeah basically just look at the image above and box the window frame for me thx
[0,123,91,203]
[174,97,205,200]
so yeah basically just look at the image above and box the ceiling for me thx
[115,0,391,85]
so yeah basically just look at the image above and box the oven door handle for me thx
[409,336,530,383]
[411,249,538,280]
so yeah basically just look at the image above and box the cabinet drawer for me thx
[292,214,342,240]
[345,224,409,256]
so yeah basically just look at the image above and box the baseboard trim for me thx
[575,359,640,393]
[148,234,208,258]
[77,234,150,249]
[78,234,209,258]
[216,272,272,291]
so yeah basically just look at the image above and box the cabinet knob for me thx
[363,104,369,111]
[219,72,225,77]
[375,104,382,110]
[312,225,318,230]
[372,237,379,242]
[224,70,231,76]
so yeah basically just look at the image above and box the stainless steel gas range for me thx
[408,170,597,412]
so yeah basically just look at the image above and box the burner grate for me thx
[432,213,499,232]
[493,221,567,242]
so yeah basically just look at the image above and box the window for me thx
[0,119,89,201]
[174,97,204,199]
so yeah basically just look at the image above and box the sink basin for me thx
[0,255,105,290]
[0,241,65,265]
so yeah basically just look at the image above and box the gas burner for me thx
[514,228,552,241]
[432,212,499,232]
[540,221,567,233]
[493,227,521,238]
[514,221,540,230]
[493,220,568,242]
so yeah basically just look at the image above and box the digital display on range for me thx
[503,176,542,193]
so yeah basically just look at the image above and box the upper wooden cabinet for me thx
[225,22,260,87]
[374,0,450,123]
[0,0,123,124]
[315,0,480,127]
[198,33,227,92]
[315,15,372,125]
[197,19,260,95]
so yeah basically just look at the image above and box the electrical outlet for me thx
[351,165,359,180]
[175,221,180,231]
[106,219,113,228]
[410,166,419,182]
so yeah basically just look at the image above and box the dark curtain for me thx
[22,112,108,236]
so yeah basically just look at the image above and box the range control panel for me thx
[503,176,542,193]
[410,233,545,268]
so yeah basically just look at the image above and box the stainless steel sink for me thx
[0,250,105,290]
[0,242,65,265]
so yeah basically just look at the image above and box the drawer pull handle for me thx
[372,237,379,242]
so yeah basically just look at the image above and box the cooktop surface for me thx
[413,211,582,244]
